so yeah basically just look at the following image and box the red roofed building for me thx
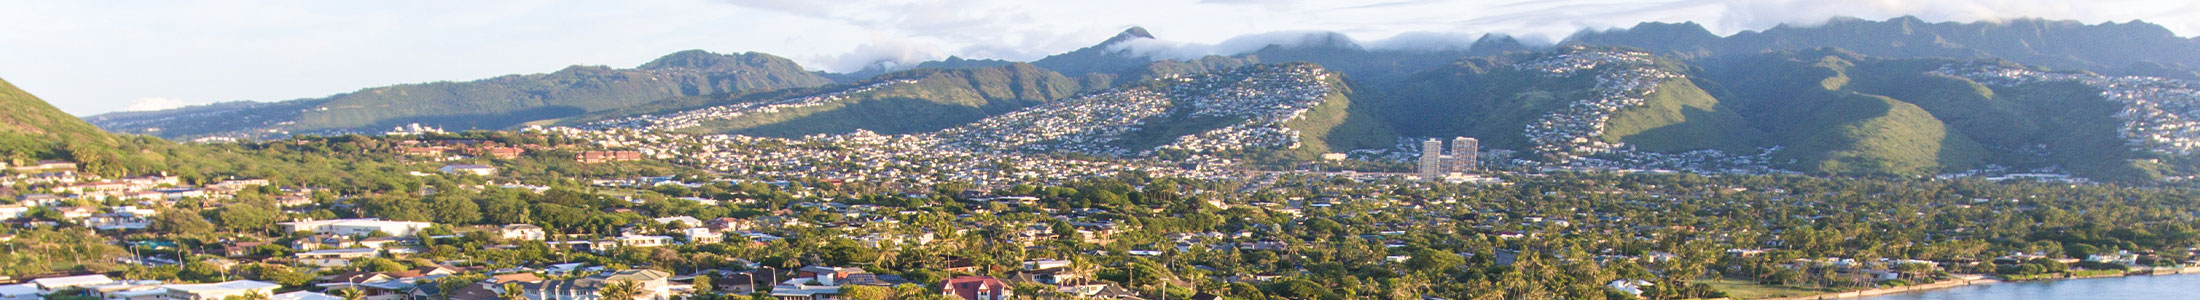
[938,276,1010,300]
[576,151,643,164]
[474,147,525,159]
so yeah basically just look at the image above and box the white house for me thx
[279,218,434,237]
[30,275,115,293]
[0,205,27,220]
[616,234,673,248]
[500,224,546,241]
[271,291,342,300]
[680,227,720,244]
[162,280,280,300]
[0,284,40,300]
[439,164,498,176]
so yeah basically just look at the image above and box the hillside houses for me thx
[279,218,434,237]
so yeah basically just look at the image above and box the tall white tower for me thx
[1450,137,1478,173]
[1419,138,1445,181]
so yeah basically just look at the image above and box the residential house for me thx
[280,218,434,237]
[296,248,379,260]
[30,275,115,293]
[938,276,1011,300]
[18,194,65,207]
[679,228,720,244]
[501,224,547,241]
[769,266,877,300]
[85,280,167,300]
[271,291,342,300]
[0,284,38,300]
[162,280,280,300]
[575,151,643,164]
[615,234,673,248]
[514,269,671,300]
[440,165,498,176]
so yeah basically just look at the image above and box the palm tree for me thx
[336,288,364,300]
[597,281,645,300]
[498,283,528,300]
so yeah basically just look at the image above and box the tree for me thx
[153,209,215,235]
[840,285,892,300]
[336,288,363,300]
[426,194,483,225]
[498,283,528,300]
[597,281,644,300]
[692,274,714,294]
[216,205,278,233]
[1405,249,1465,275]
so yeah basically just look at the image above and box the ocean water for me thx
[1856,274,2200,300]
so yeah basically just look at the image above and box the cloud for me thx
[123,97,190,112]
[815,35,950,73]
[1364,32,1484,51]
[9,0,2200,115]
[1111,31,1369,60]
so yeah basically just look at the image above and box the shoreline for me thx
[1753,267,2200,300]
[1754,276,1998,300]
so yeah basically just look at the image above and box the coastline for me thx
[1755,267,2200,300]
[1755,276,1998,300]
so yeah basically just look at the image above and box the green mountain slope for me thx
[0,76,116,157]
[580,63,1081,137]
[1602,77,1763,153]
[0,76,187,176]
[1570,16,2200,79]
[1773,92,1984,175]
[1704,50,1992,175]
[0,77,110,142]
[299,50,831,131]
[88,50,833,139]
[1276,74,1395,160]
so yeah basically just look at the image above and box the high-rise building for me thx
[1449,137,1478,173]
[1419,138,1445,180]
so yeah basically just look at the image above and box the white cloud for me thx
[814,35,951,73]
[123,97,191,112]
[1,0,2195,115]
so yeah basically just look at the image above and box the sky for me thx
[1,0,2194,116]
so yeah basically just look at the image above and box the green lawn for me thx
[1697,278,1833,300]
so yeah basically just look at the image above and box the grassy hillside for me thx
[92,50,834,139]
[1381,54,1598,150]
[1271,75,1397,160]
[299,51,831,131]
[0,77,111,143]
[683,63,1081,137]
[1569,16,2200,79]
[1602,78,1763,153]
[1772,93,1984,175]
[0,76,185,176]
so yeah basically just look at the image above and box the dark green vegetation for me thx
[0,76,193,176]
[79,16,2200,181]
[300,50,830,131]
[589,63,1084,137]
[711,64,1078,137]
[1274,75,1395,160]
[1700,50,2176,180]
[1695,51,1989,176]
[1569,16,2200,79]
[89,51,831,138]
[0,76,127,156]
[1372,46,2175,179]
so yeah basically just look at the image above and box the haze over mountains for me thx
[68,16,2200,182]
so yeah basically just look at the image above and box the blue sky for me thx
[1,0,2193,115]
